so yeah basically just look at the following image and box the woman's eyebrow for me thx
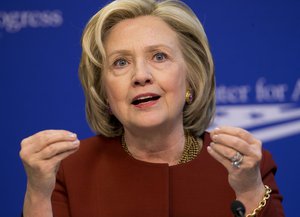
[107,44,175,58]
[145,44,175,52]
[107,50,132,59]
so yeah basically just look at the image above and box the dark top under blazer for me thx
[52,132,284,217]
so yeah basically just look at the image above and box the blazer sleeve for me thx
[257,150,285,217]
[51,164,71,217]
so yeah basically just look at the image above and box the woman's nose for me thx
[132,60,153,86]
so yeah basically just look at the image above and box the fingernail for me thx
[69,133,77,138]
[214,127,220,132]
[207,146,212,153]
[72,140,80,145]
[210,142,215,147]
[212,134,218,141]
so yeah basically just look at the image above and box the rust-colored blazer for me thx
[52,132,284,217]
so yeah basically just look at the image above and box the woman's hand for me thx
[207,126,265,212]
[20,130,80,200]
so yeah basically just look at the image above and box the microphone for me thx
[231,200,246,217]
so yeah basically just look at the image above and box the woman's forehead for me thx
[104,16,180,53]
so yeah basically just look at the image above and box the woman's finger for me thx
[207,145,234,170]
[21,130,77,154]
[208,142,261,177]
[48,147,79,167]
[209,141,240,161]
[38,140,80,160]
[211,133,257,157]
[211,126,260,145]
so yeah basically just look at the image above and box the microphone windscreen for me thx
[231,200,246,217]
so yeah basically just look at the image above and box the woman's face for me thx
[103,15,187,132]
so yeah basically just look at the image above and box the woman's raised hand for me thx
[208,126,265,212]
[20,130,80,201]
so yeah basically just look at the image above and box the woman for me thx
[20,0,284,216]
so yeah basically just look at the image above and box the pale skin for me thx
[209,126,265,213]
[20,130,80,217]
[20,16,265,216]
[103,16,188,165]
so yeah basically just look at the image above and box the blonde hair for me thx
[79,0,215,137]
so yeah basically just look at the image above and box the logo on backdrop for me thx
[212,77,300,143]
[0,10,63,33]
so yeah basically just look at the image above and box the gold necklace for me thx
[121,131,202,165]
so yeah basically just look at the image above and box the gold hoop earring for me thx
[185,89,193,105]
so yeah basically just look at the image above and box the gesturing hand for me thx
[207,126,265,202]
[20,130,80,198]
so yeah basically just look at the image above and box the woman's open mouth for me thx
[131,94,161,107]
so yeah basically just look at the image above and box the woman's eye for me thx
[113,58,128,68]
[153,52,167,62]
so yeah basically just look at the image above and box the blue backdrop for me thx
[0,0,299,216]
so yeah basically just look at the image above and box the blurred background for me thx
[0,0,299,216]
